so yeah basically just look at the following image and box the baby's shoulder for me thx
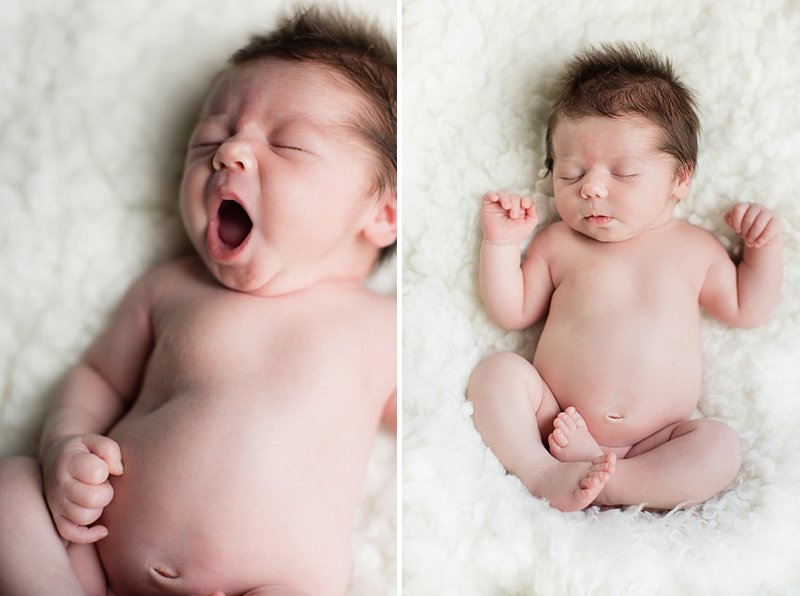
[145,254,205,281]
[526,220,578,255]
[325,285,395,327]
[663,219,734,274]
[673,219,728,253]
[123,255,209,306]
[298,286,395,367]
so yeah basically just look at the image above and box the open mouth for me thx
[217,199,253,249]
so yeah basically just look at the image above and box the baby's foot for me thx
[548,406,603,462]
[533,453,617,512]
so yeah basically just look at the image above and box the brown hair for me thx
[545,43,699,176]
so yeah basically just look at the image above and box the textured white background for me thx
[0,1,397,594]
[402,1,800,594]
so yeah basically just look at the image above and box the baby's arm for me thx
[480,191,554,330]
[40,273,156,543]
[700,202,782,327]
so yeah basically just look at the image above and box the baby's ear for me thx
[673,165,693,201]
[362,189,397,249]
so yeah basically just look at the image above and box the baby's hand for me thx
[724,202,781,248]
[481,190,539,245]
[42,433,124,544]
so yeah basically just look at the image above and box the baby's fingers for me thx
[82,433,124,477]
[740,209,774,247]
[54,513,108,544]
[725,203,780,247]
[482,190,501,205]
[724,206,749,233]
[61,498,104,528]
[501,191,533,219]
[64,477,114,511]
[68,451,110,485]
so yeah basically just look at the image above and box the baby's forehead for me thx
[554,114,668,152]
[200,59,367,122]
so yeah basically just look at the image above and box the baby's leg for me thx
[0,456,106,596]
[468,352,616,512]
[597,418,741,509]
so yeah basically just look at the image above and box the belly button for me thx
[152,565,180,580]
[605,411,623,421]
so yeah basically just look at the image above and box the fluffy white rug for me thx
[402,1,800,594]
[0,1,396,594]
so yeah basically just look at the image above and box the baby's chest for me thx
[145,293,352,402]
[552,243,704,311]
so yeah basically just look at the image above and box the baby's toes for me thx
[563,406,588,429]
[555,411,577,432]
[592,452,617,473]
[550,428,569,448]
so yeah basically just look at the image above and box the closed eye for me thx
[270,141,305,152]
[191,142,222,152]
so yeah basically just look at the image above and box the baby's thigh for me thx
[67,543,108,596]
[626,417,737,460]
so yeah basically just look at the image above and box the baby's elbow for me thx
[727,306,776,329]
[708,297,778,329]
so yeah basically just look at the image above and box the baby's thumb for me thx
[82,433,124,476]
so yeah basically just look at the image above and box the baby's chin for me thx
[207,261,290,296]
[205,257,335,297]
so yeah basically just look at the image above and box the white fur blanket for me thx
[402,0,800,594]
[0,1,396,594]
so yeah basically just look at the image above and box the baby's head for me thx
[545,43,699,179]
[179,6,396,295]
[544,44,700,242]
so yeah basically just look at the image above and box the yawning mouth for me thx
[217,199,253,249]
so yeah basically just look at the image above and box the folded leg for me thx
[0,456,106,596]
[596,418,741,509]
[468,352,616,512]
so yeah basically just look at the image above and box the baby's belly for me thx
[534,320,703,447]
[97,394,364,596]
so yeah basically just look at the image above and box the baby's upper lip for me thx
[206,187,255,260]
[211,188,246,215]
[210,182,256,223]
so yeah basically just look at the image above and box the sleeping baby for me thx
[0,6,396,595]
[468,43,782,512]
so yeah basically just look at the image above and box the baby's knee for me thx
[469,351,527,390]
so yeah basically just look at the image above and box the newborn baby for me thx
[468,43,782,512]
[0,7,396,596]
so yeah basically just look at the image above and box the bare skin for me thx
[0,59,397,596]
[469,115,782,512]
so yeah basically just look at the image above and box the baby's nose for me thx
[580,176,608,200]
[212,139,256,172]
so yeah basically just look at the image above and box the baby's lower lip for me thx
[586,215,614,225]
